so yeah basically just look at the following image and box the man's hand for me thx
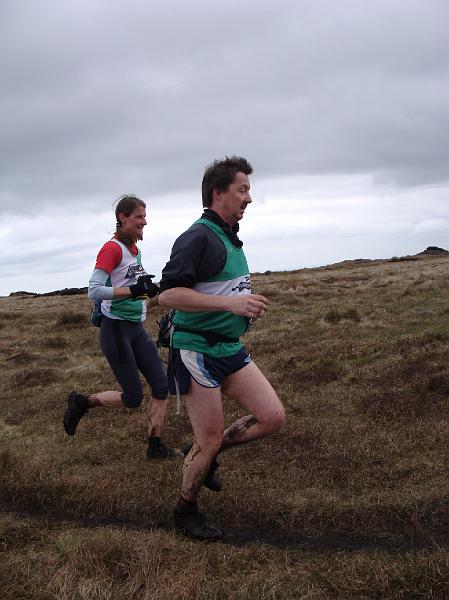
[225,294,269,319]
[129,275,159,299]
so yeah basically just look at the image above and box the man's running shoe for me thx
[174,506,223,541]
[146,438,176,459]
[204,458,222,492]
[63,391,89,436]
[182,444,222,492]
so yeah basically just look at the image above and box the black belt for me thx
[173,325,239,347]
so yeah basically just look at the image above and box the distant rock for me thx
[36,287,88,297]
[9,287,88,298]
[416,246,449,257]
[390,255,419,262]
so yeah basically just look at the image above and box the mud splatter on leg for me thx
[181,442,214,502]
[147,396,167,436]
[223,415,258,446]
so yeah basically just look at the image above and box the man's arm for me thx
[159,223,269,318]
[159,225,221,293]
[158,287,269,319]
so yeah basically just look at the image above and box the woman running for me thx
[63,195,173,459]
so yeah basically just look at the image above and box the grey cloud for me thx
[1,0,448,215]
[2,241,94,276]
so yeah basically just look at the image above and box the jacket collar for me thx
[201,209,243,248]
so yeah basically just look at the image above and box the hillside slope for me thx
[1,254,449,599]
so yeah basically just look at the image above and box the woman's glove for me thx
[129,275,159,299]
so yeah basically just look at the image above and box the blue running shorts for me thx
[168,347,252,395]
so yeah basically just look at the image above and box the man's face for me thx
[215,171,252,225]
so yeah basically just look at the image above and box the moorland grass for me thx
[1,255,449,598]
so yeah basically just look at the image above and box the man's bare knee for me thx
[202,435,222,455]
[260,405,286,435]
[190,435,222,457]
[272,406,286,432]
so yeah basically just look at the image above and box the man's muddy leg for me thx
[220,361,286,449]
[178,380,224,502]
[147,396,168,437]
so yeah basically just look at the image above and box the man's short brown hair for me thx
[202,156,253,208]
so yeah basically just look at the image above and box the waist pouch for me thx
[173,325,239,347]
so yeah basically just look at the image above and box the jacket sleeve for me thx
[159,224,226,292]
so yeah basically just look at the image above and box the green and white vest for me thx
[173,218,250,357]
[102,239,147,322]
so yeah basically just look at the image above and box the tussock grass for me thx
[324,307,361,323]
[15,367,59,387]
[41,334,68,348]
[5,349,39,364]
[2,258,449,598]
[0,447,17,474]
[55,310,88,328]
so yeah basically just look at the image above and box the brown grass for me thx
[1,255,449,598]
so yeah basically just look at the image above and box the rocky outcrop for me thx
[416,246,449,257]
[9,287,88,298]
[36,287,88,297]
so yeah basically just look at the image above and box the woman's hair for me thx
[114,195,146,247]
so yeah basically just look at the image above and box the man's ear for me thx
[211,187,222,206]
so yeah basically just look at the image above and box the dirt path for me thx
[0,496,443,553]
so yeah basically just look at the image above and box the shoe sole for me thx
[174,526,224,541]
[203,477,222,492]
[63,392,85,436]
[146,452,177,460]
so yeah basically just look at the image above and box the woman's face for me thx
[118,205,147,241]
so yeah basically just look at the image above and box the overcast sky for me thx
[1,0,448,296]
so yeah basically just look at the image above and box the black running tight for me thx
[99,316,168,407]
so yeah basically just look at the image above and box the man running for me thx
[158,156,286,540]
